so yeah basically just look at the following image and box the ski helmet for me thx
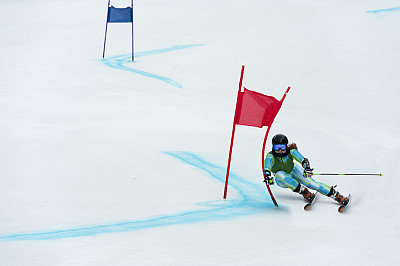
[272,134,289,157]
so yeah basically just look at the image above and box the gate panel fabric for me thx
[108,6,133,23]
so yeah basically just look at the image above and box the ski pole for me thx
[313,173,383,176]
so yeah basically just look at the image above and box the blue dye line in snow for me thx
[101,44,203,88]
[367,7,400,14]
[0,151,276,241]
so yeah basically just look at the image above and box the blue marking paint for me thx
[101,44,203,88]
[0,152,278,241]
[367,7,400,14]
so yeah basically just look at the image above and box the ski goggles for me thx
[273,144,287,151]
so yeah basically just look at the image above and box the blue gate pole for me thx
[131,0,134,61]
[103,0,111,58]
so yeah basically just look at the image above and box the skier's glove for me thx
[302,158,313,178]
[263,169,274,185]
[302,158,311,169]
[303,168,314,178]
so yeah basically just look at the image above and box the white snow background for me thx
[1,0,399,265]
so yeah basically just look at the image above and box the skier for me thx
[263,134,349,206]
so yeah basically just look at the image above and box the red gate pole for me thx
[261,126,278,206]
[223,65,245,199]
[261,86,291,207]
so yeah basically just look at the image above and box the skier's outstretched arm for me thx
[291,149,313,177]
[263,154,275,185]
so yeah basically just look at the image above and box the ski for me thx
[304,192,318,211]
[338,194,352,213]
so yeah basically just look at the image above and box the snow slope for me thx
[1,0,399,265]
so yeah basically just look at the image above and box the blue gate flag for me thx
[103,0,134,61]
[108,6,133,23]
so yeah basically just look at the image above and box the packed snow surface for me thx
[1,0,399,265]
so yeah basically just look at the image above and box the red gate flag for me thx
[223,66,290,207]
[234,88,282,128]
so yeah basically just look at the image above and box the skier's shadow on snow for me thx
[0,151,285,241]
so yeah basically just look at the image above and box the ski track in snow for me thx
[101,44,203,88]
[0,152,278,241]
[367,7,400,14]
[1,43,286,241]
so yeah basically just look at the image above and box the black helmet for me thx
[272,134,289,157]
[272,134,288,145]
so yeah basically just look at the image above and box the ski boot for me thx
[328,187,349,206]
[294,184,315,203]
[301,188,316,203]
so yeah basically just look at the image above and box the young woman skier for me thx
[263,134,349,206]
